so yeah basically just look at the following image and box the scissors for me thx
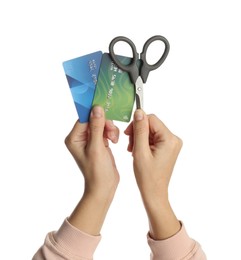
[109,35,170,109]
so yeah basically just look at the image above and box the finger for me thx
[123,121,134,152]
[103,137,109,147]
[104,120,120,143]
[104,120,115,131]
[132,109,150,153]
[148,114,183,153]
[65,120,88,151]
[148,114,172,143]
[127,134,134,152]
[88,106,105,147]
[124,121,133,136]
[124,121,134,152]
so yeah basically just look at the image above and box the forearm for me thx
[68,192,114,236]
[142,193,181,240]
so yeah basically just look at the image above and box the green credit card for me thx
[92,53,135,122]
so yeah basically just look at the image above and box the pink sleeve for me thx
[32,218,101,260]
[147,223,206,260]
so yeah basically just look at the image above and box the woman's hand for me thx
[65,106,120,235]
[125,109,182,240]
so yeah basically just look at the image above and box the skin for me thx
[65,106,182,239]
[65,106,120,235]
[124,109,182,239]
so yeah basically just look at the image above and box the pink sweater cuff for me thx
[147,222,200,259]
[53,218,101,259]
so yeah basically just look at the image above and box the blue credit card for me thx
[63,51,102,122]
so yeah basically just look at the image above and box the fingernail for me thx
[108,120,115,129]
[134,110,144,121]
[108,131,117,141]
[91,106,103,118]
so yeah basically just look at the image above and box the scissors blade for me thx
[135,77,144,110]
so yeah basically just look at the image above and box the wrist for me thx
[83,182,118,204]
[68,192,115,236]
[82,189,115,208]
[140,186,169,208]
[83,171,119,200]
[141,194,181,240]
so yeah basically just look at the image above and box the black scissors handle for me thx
[109,35,170,84]
[109,36,139,84]
[140,35,170,83]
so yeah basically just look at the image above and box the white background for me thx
[0,1,241,259]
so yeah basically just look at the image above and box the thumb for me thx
[133,109,150,154]
[89,106,105,147]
